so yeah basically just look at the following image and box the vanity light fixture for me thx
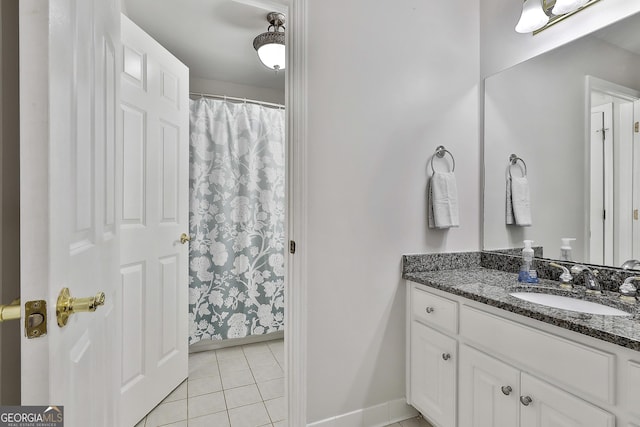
[253,12,286,72]
[516,0,603,35]
[515,0,549,33]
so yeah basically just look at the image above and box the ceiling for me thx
[592,12,640,57]
[123,0,286,91]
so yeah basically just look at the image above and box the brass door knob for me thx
[180,233,191,244]
[56,288,105,327]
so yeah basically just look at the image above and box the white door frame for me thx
[285,0,307,425]
[585,76,640,266]
[634,99,640,260]
[232,0,308,423]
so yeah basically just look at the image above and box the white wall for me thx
[483,35,640,261]
[481,0,640,77]
[305,0,480,423]
[190,77,284,105]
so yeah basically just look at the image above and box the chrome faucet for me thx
[549,262,573,289]
[621,259,640,270]
[570,265,601,294]
[620,277,640,300]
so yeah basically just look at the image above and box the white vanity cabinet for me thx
[407,281,618,427]
[459,345,614,427]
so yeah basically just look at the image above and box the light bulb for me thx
[515,0,550,33]
[552,0,588,15]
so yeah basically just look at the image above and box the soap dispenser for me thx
[560,238,576,261]
[518,240,539,283]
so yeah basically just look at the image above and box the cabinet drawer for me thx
[412,286,458,334]
[460,305,614,405]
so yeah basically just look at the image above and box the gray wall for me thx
[305,0,481,422]
[190,77,284,106]
[0,0,21,406]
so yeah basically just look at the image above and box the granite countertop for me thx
[404,267,640,351]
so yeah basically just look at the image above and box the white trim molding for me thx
[286,0,308,425]
[307,398,419,427]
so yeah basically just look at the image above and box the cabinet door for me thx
[520,373,614,427]
[410,321,456,427]
[459,345,519,427]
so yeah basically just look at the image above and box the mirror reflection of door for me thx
[589,101,612,265]
[634,99,640,261]
[589,85,640,266]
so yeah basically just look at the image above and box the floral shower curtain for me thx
[188,98,285,345]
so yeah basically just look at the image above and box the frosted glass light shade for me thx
[552,0,588,15]
[515,0,550,33]
[256,43,286,71]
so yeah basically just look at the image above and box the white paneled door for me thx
[19,0,122,426]
[119,15,189,427]
[410,322,457,427]
[459,345,519,427]
[20,1,188,425]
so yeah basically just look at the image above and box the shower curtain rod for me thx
[189,92,285,109]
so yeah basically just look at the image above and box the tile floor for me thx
[135,338,432,427]
[385,417,433,427]
[136,339,286,427]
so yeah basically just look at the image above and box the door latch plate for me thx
[25,300,47,339]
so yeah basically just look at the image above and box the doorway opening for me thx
[588,76,640,266]
[123,0,291,425]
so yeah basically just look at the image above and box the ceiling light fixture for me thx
[253,12,286,72]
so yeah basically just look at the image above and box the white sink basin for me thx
[509,292,631,316]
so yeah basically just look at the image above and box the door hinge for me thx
[635,209,639,221]
[635,121,639,133]
[603,209,606,220]
[289,240,296,254]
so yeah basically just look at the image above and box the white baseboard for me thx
[307,398,418,427]
[188,331,284,353]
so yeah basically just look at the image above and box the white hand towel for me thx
[506,175,532,226]
[506,175,515,225]
[428,172,459,229]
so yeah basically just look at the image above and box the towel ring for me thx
[508,154,527,178]
[430,145,455,174]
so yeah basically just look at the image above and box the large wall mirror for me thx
[483,11,640,268]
